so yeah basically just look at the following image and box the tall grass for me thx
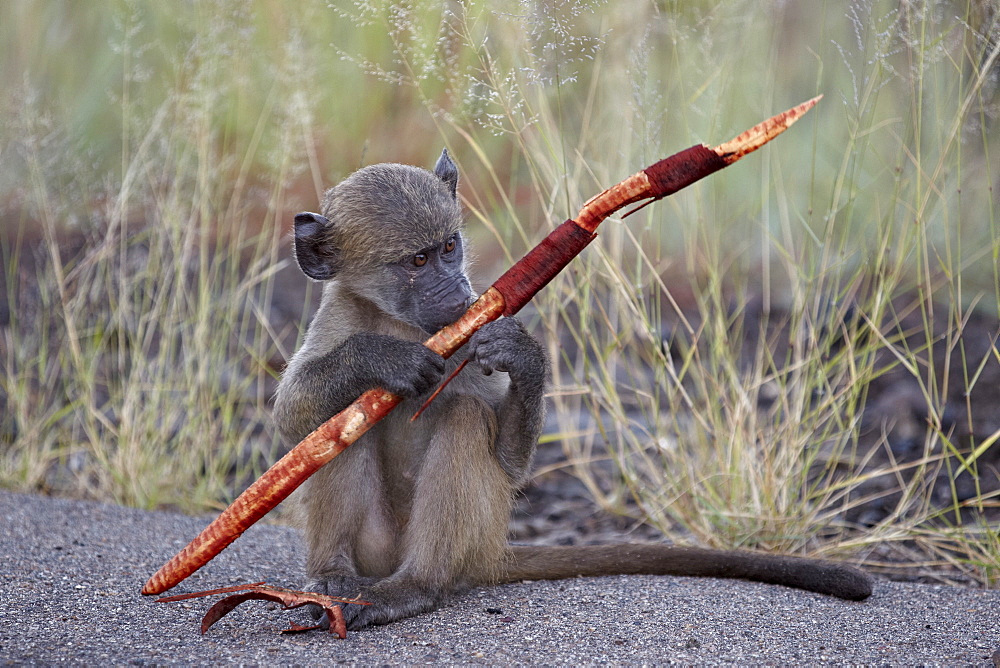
[0,1,333,509]
[2,1,998,583]
[352,0,1000,583]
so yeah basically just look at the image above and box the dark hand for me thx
[467,318,546,387]
[344,333,445,398]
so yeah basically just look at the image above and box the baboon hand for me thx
[343,333,446,399]
[467,318,546,387]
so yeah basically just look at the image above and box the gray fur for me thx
[318,153,463,268]
[274,151,871,631]
[274,151,546,629]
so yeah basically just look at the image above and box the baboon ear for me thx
[293,212,340,281]
[433,148,459,198]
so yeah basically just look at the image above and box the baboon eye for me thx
[444,235,457,253]
[413,253,428,267]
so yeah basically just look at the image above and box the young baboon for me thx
[273,150,871,630]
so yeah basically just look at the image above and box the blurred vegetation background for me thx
[1,1,998,584]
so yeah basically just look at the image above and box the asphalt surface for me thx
[2,490,999,665]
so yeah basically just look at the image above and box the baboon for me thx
[273,150,872,630]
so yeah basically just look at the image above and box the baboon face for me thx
[377,229,472,333]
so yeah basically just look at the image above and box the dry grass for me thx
[1,0,998,583]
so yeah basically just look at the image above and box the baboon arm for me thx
[273,351,365,444]
[465,318,547,484]
[503,544,873,601]
[274,333,445,444]
[492,381,545,485]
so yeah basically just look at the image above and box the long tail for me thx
[503,544,872,601]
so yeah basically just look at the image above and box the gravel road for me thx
[2,490,998,665]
